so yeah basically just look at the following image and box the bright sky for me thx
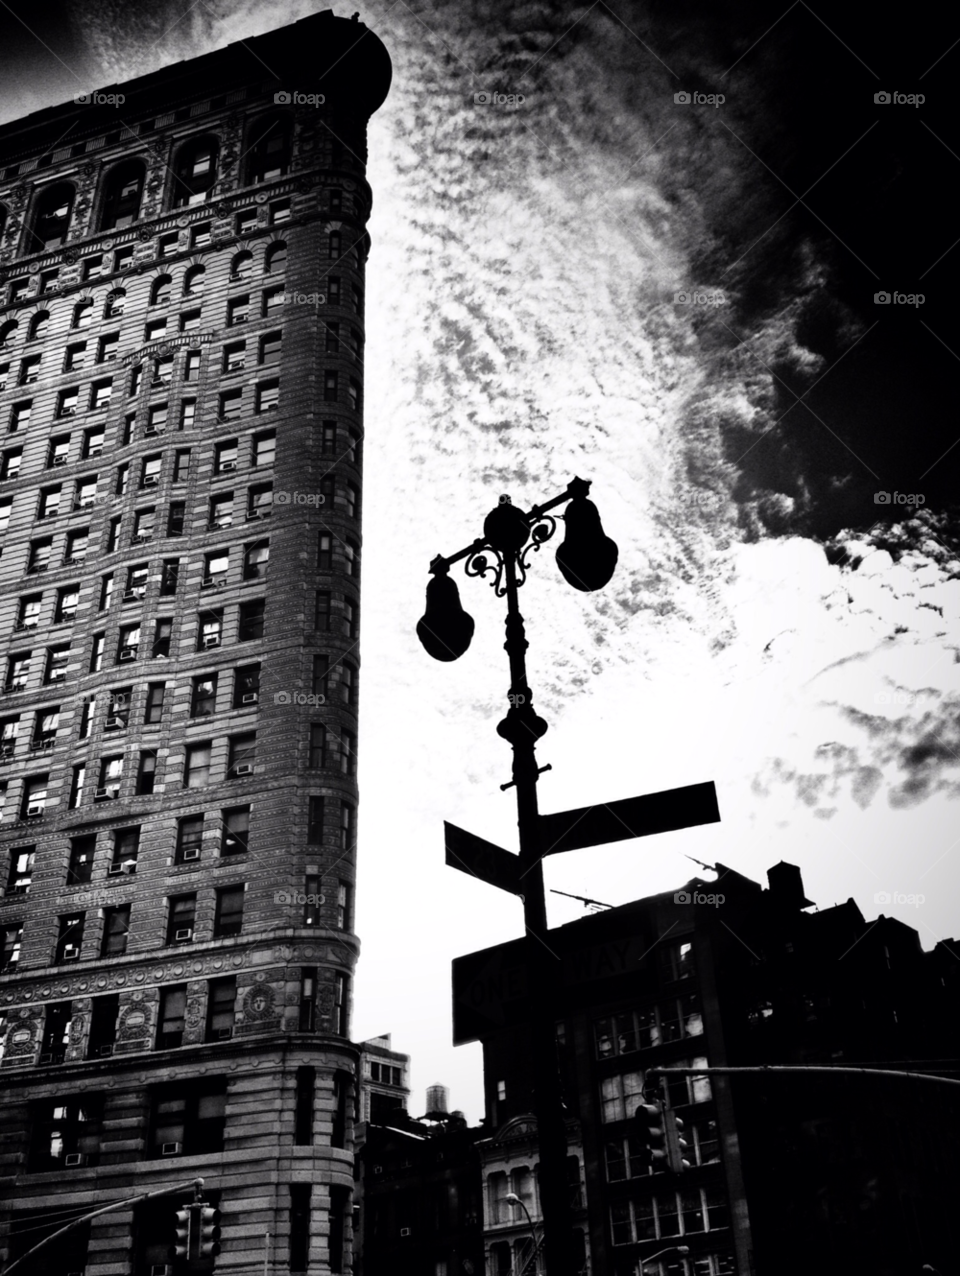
[2,0,957,1125]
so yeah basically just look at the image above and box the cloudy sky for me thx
[1,0,958,1122]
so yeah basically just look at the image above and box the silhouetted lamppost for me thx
[417,476,618,1276]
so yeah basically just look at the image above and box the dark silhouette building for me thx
[0,12,390,1274]
[356,1099,484,1276]
[454,862,960,1276]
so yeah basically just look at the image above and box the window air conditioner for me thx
[64,1152,87,1167]
[161,1142,182,1156]
[5,682,26,693]
[133,532,152,542]
[96,786,119,799]
[215,1027,233,1040]
[202,635,221,648]
[174,927,193,941]
[234,763,253,775]
[98,1044,114,1057]
[201,576,227,589]
[400,1228,412,1238]
[119,648,137,661]
[61,944,80,960]
[29,563,48,573]
[122,589,145,601]
[151,1265,173,1276]
[241,692,258,704]
[182,847,201,862]
[26,804,43,816]
[53,455,67,465]
[107,862,124,875]
[144,426,158,437]
[38,1053,55,1064]
[142,475,158,486]
[220,460,237,472]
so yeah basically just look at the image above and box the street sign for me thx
[538,781,720,856]
[445,822,523,896]
[452,943,529,1044]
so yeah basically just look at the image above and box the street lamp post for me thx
[505,1191,541,1273]
[417,476,618,1276]
[639,1245,690,1275]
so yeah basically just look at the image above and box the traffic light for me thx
[172,1206,193,1260]
[198,1205,222,1258]
[665,1109,691,1173]
[635,1101,669,1171]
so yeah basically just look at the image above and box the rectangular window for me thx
[11,400,33,430]
[309,724,326,769]
[45,645,70,684]
[176,814,204,863]
[295,1066,315,1146]
[147,403,168,434]
[315,591,331,631]
[260,331,282,365]
[222,806,250,855]
[185,742,212,788]
[65,528,88,564]
[233,663,260,707]
[227,295,249,326]
[152,619,172,658]
[333,972,348,1035]
[143,683,164,724]
[243,540,269,580]
[160,559,180,596]
[167,501,186,537]
[167,894,197,944]
[149,1082,226,1155]
[69,763,86,809]
[214,884,245,937]
[98,332,119,363]
[184,353,201,384]
[0,924,23,971]
[132,508,155,542]
[101,904,130,957]
[117,623,140,662]
[228,732,256,777]
[219,388,242,421]
[173,449,190,482]
[252,430,276,466]
[38,486,61,519]
[206,977,237,1041]
[238,599,265,641]
[262,285,284,315]
[299,967,317,1031]
[317,532,333,571]
[247,483,273,519]
[55,912,85,963]
[90,379,113,410]
[156,985,187,1050]
[67,835,96,885]
[340,802,355,854]
[129,365,142,396]
[215,439,239,473]
[289,1185,311,1271]
[197,611,223,651]
[337,881,352,931]
[7,845,34,894]
[223,341,245,373]
[192,671,219,717]
[312,655,329,699]
[208,495,233,531]
[340,729,356,776]
[256,379,279,412]
[1,448,23,480]
[88,993,119,1056]
[180,307,202,331]
[600,1070,646,1123]
[307,795,324,843]
[136,751,157,795]
[324,370,338,402]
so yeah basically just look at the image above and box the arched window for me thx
[28,183,75,251]
[28,312,50,341]
[230,251,253,280]
[100,160,145,230]
[0,320,18,350]
[244,113,293,185]
[264,242,287,275]
[171,136,219,208]
[150,276,172,306]
[104,289,126,319]
[184,265,206,296]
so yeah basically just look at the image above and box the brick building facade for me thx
[0,12,390,1275]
